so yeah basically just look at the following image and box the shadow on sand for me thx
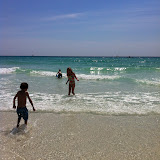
[10,124,27,135]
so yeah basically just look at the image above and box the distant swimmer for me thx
[56,69,62,78]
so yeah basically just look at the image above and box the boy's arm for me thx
[13,93,18,109]
[26,92,35,111]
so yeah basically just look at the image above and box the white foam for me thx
[78,74,120,80]
[30,70,67,77]
[0,67,19,74]
[18,91,160,115]
[30,69,120,80]
[114,67,126,71]
[0,76,159,115]
[136,79,160,86]
[90,67,103,71]
[90,67,126,72]
[1,91,160,115]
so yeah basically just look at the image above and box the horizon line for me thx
[0,55,160,58]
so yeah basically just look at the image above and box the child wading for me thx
[66,67,79,95]
[13,83,35,128]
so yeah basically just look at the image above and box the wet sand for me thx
[0,111,160,160]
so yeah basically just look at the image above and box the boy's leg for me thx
[17,108,22,128]
[17,116,21,128]
[23,108,28,125]
[24,120,27,125]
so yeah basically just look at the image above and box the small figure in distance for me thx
[13,82,35,128]
[56,69,62,79]
[66,67,79,95]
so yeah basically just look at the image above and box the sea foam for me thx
[0,67,20,74]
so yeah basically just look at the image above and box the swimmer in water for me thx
[56,69,62,78]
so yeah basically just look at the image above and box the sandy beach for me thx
[0,111,160,160]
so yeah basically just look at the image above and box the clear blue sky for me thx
[1,0,160,56]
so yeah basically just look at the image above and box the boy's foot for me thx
[17,124,19,128]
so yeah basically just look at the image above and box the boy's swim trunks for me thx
[17,107,28,121]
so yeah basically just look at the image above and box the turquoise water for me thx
[0,56,160,115]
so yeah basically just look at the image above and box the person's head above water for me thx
[67,67,73,76]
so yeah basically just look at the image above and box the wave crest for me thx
[136,79,160,86]
[0,67,20,74]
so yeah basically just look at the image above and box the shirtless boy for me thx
[13,83,35,128]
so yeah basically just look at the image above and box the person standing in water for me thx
[66,67,79,95]
[13,82,35,128]
[56,69,62,78]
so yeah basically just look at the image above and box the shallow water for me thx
[0,56,160,115]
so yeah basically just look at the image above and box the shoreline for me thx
[1,111,160,160]
[1,110,160,116]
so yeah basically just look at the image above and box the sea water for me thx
[0,56,160,115]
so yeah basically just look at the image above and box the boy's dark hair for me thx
[20,83,28,90]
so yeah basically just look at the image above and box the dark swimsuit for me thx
[17,107,28,121]
[58,73,62,78]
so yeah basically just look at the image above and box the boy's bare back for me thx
[13,82,35,111]
[13,82,35,128]
[16,90,28,108]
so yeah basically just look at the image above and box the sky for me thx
[0,0,160,57]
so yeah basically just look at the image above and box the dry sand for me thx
[0,111,160,160]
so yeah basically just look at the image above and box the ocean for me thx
[0,56,160,115]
